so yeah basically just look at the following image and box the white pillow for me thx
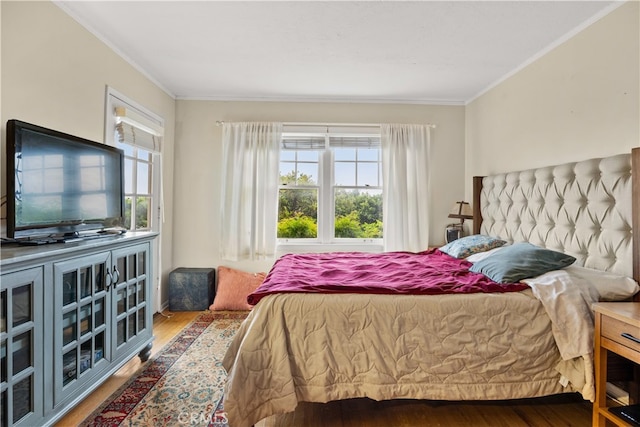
[564,265,639,301]
[465,246,506,263]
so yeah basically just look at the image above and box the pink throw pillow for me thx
[209,266,266,311]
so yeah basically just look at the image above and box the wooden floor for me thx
[56,310,593,427]
[256,395,592,427]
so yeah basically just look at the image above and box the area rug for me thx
[81,311,247,427]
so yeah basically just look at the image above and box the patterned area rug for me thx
[81,311,247,427]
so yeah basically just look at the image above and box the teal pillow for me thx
[439,234,506,259]
[469,242,576,283]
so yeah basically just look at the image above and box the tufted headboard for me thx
[473,147,639,286]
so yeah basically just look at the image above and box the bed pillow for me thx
[469,242,576,284]
[439,234,507,259]
[209,266,266,311]
[465,245,507,263]
[565,265,639,301]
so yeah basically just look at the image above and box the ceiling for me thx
[55,1,622,105]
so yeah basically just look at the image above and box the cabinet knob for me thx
[112,266,120,284]
[105,269,113,291]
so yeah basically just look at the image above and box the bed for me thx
[222,148,640,427]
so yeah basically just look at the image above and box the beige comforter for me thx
[222,283,593,427]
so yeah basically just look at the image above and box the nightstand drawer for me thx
[601,314,640,354]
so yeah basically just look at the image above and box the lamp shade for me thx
[448,201,473,219]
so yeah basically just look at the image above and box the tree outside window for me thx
[277,132,382,242]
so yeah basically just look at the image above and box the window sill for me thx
[276,241,384,255]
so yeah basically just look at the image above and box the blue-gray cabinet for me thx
[1,267,44,427]
[0,232,156,426]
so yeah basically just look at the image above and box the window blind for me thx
[281,136,325,150]
[329,136,380,148]
[281,135,380,150]
[115,106,163,153]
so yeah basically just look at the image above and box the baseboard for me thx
[158,300,170,314]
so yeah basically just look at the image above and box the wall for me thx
[1,1,176,306]
[173,101,465,273]
[466,1,639,187]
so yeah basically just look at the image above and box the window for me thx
[105,87,164,312]
[278,127,382,244]
[105,90,163,233]
[117,144,154,231]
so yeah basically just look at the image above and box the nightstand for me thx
[593,302,640,427]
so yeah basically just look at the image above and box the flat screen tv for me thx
[5,119,125,241]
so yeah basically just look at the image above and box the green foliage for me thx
[124,198,131,229]
[334,189,383,238]
[279,171,318,221]
[280,171,316,185]
[334,212,362,238]
[334,214,383,238]
[361,220,383,238]
[334,191,355,218]
[136,197,149,228]
[124,196,149,230]
[335,189,382,225]
[278,172,383,239]
[278,188,317,221]
[277,214,317,238]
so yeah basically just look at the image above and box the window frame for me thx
[118,145,154,231]
[277,127,383,251]
[104,87,164,312]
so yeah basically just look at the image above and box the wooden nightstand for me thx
[593,302,640,427]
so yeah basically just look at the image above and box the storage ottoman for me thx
[168,267,216,311]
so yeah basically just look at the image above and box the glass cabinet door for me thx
[53,252,111,405]
[0,268,43,427]
[111,243,152,359]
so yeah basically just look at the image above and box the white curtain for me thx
[381,124,431,252]
[220,122,282,260]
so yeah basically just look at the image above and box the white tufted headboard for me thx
[473,148,639,285]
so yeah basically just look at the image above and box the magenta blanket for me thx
[247,249,529,305]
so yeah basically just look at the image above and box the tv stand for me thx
[1,231,157,427]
